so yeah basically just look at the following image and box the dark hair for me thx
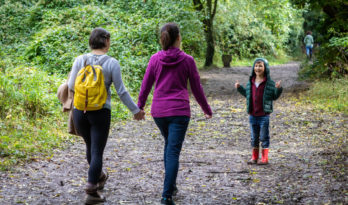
[252,58,268,76]
[254,60,264,65]
[306,31,312,35]
[160,23,180,50]
[89,28,110,49]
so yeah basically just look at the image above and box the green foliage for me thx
[299,35,348,79]
[25,26,86,74]
[215,0,303,59]
[294,0,347,79]
[0,67,72,170]
[24,4,114,74]
[0,1,34,44]
[301,8,326,44]
[230,55,291,67]
[301,77,348,114]
[35,0,89,8]
[0,67,62,118]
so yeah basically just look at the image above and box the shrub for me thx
[302,77,348,114]
[25,26,86,74]
[215,0,303,59]
[0,67,70,170]
[0,1,34,44]
[299,36,348,79]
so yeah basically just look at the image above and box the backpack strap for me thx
[98,56,111,66]
[82,54,89,67]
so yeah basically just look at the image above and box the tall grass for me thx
[303,77,348,114]
[0,67,73,170]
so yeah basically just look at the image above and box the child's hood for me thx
[250,58,271,79]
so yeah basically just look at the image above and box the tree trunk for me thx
[193,0,218,67]
[204,19,214,67]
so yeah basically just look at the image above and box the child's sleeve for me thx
[273,87,283,100]
[237,85,247,97]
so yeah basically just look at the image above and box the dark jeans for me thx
[249,115,270,149]
[154,116,190,198]
[73,108,111,184]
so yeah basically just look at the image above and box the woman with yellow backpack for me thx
[68,28,145,204]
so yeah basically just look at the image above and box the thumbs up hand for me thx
[275,80,281,88]
[235,80,240,89]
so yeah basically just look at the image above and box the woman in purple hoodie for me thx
[138,23,213,205]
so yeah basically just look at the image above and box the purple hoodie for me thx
[138,47,212,118]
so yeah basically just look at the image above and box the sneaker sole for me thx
[85,195,106,205]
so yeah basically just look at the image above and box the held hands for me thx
[235,80,240,89]
[134,109,145,121]
[275,80,282,88]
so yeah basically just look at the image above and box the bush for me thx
[296,0,347,80]
[35,0,88,8]
[215,0,303,59]
[25,5,114,74]
[25,26,86,74]
[299,36,348,79]
[301,77,348,114]
[0,1,34,44]
[0,67,71,170]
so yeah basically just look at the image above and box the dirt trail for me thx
[0,62,347,205]
[200,62,308,98]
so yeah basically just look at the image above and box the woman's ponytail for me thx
[160,23,180,50]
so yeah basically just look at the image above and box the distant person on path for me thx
[68,28,145,204]
[304,31,314,60]
[137,23,212,205]
[235,58,282,165]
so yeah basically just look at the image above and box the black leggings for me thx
[73,108,111,184]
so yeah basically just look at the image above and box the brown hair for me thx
[255,60,264,65]
[306,31,312,35]
[160,23,180,50]
[89,28,110,49]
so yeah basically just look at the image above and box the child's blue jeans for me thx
[306,45,313,56]
[249,115,270,148]
[154,116,190,198]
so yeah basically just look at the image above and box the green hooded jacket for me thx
[304,34,314,47]
[237,58,282,114]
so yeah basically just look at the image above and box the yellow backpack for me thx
[73,55,110,112]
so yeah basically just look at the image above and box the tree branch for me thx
[212,0,218,18]
[193,0,203,11]
[207,0,212,16]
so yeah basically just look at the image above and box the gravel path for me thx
[0,62,346,205]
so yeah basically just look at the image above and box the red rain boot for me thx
[247,148,259,164]
[258,148,269,165]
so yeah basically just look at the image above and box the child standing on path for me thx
[137,23,212,205]
[235,58,282,165]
